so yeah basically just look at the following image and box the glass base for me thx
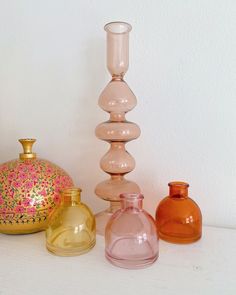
[46,239,96,256]
[96,202,120,236]
[159,232,202,244]
[105,251,158,269]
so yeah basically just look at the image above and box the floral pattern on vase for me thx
[0,139,73,234]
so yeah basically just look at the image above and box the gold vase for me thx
[0,139,74,234]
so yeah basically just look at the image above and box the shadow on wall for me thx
[71,38,109,210]
[75,37,107,167]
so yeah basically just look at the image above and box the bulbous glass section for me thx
[105,193,159,269]
[95,22,141,235]
[156,182,202,244]
[46,188,96,256]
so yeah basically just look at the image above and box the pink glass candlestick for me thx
[95,22,141,235]
[105,193,159,269]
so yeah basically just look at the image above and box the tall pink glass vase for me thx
[95,22,141,235]
[105,193,159,269]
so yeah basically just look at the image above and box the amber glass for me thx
[95,22,141,235]
[105,193,159,269]
[46,188,96,256]
[156,182,202,244]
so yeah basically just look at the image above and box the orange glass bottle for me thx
[155,182,202,244]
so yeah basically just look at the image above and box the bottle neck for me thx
[169,182,189,198]
[120,193,143,209]
[61,188,81,206]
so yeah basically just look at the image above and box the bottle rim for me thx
[60,187,82,195]
[104,21,132,34]
[120,192,144,200]
[168,181,189,188]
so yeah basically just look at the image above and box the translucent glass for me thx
[95,22,141,235]
[46,188,96,256]
[156,182,202,244]
[105,21,131,77]
[105,193,159,269]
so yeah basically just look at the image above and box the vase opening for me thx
[104,22,132,34]
[168,181,189,198]
[120,193,143,209]
[61,187,82,205]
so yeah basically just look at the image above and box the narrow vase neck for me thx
[19,138,37,159]
[61,188,82,206]
[168,182,189,198]
[105,21,132,78]
[120,193,143,209]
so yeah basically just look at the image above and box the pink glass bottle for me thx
[95,22,141,235]
[105,193,159,269]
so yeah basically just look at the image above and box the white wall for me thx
[0,0,235,228]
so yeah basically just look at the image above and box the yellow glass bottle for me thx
[46,188,96,256]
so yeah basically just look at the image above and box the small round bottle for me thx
[46,188,96,256]
[156,182,202,244]
[105,193,159,269]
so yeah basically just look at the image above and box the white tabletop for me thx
[0,226,235,295]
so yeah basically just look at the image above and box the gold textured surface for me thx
[0,139,73,234]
